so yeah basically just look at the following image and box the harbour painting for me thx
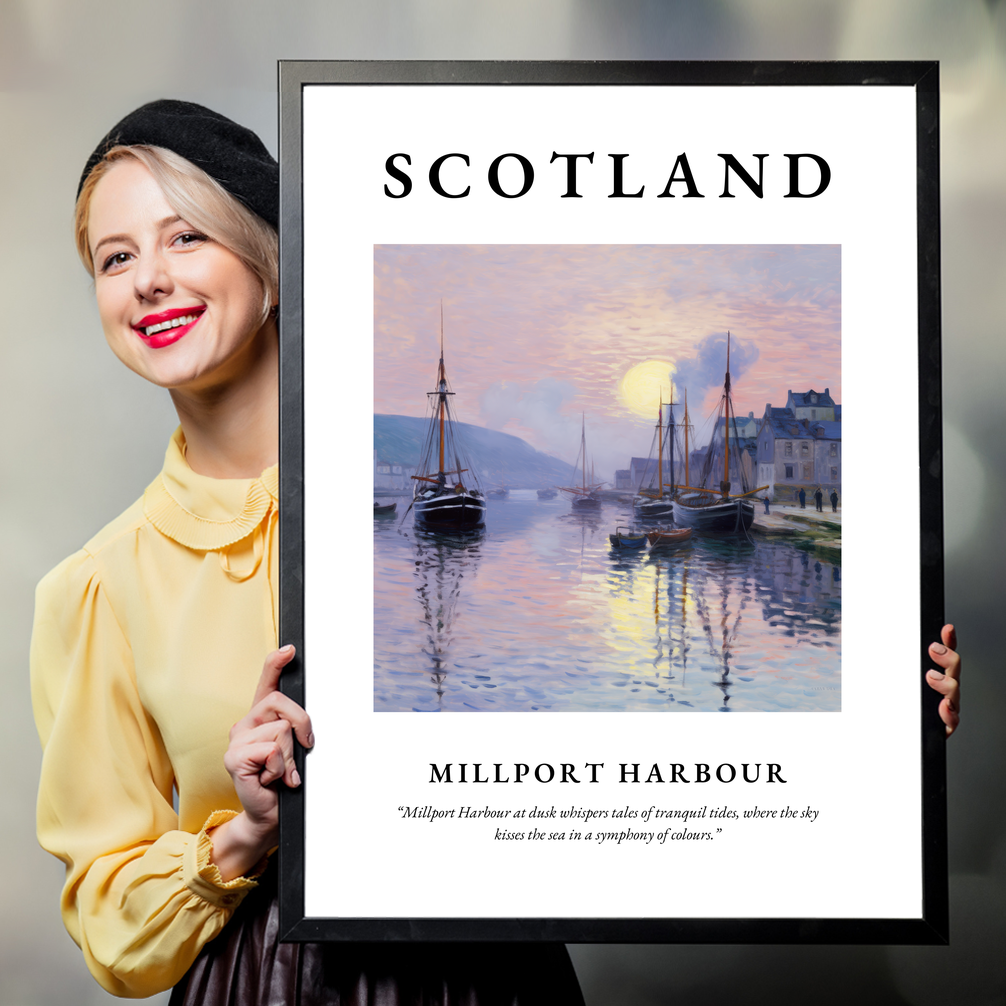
[374,245,841,713]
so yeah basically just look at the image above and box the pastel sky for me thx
[374,245,840,479]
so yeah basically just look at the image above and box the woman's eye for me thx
[100,251,132,273]
[173,231,208,248]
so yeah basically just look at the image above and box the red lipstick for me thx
[132,306,205,349]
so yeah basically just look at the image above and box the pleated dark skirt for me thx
[169,869,585,1006]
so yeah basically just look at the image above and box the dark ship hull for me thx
[672,496,754,535]
[633,496,675,520]
[414,489,486,529]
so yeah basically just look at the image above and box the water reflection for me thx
[404,528,483,708]
[374,492,840,712]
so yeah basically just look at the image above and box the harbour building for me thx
[756,389,841,501]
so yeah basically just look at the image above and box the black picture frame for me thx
[277,60,945,944]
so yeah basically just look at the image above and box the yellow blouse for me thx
[31,429,279,998]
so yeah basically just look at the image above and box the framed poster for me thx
[277,61,946,943]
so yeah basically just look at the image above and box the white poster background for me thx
[301,85,920,920]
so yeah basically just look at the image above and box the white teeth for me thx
[142,313,199,337]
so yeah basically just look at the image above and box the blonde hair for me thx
[75,145,278,323]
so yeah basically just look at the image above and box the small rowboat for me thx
[374,501,397,516]
[646,527,692,547]
[609,526,647,549]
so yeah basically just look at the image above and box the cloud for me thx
[673,332,759,398]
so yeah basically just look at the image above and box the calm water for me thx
[374,491,841,713]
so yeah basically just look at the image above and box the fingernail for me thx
[927,670,944,680]
[306,732,315,748]
[280,644,295,654]
[292,768,301,787]
[930,643,947,654]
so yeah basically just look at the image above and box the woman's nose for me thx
[133,249,173,302]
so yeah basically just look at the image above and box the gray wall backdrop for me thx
[2,2,1003,1003]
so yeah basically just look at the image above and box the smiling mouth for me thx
[137,310,204,338]
[131,307,206,349]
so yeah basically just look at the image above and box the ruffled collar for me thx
[143,428,278,551]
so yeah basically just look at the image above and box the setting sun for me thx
[618,359,676,418]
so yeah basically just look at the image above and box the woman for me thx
[31,100,585,1003]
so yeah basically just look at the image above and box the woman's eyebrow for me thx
[92,216,185,257]
[92,232,133,256]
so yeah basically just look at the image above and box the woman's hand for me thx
[209,645,314,881]
[926,624,961,738]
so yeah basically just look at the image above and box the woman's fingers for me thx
[244,644,314,749]
[925,677,960,736]
[941,623,958,653]
[232,689,314,750]
[258,741,289,788]
[925,667,959,705]
[927,623,961,737]
[230,719,302,788]
[217,647,309,852]
[224,738,287,788]
[928,626,961,685]
[223,644,312,817]
[252,644,296,706]
[256,691,313,748]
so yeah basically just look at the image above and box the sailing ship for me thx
[410,312,486,530]
[633,393,676,520]
[487,469,509,499]
[558,415,603,508]
[671,333,764,535]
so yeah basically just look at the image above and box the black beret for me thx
[78,99,278,228]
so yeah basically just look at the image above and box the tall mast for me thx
[581,414,586,492]
[668,389,675,493]
[723,332,731,492]
[438,303,446,475]
[684,389,690,488]
[657,393,663,496]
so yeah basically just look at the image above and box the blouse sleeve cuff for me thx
[182,810,269,909]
